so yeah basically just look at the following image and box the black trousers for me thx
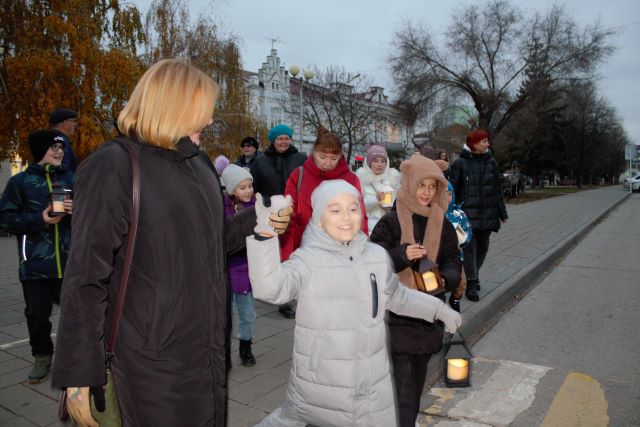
[391,352,431,427]
[21,279,61,356]
[462,229,493,285]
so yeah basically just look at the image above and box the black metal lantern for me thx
[49,182,67,216]
[412,258,445,295]
[443,332,472,387]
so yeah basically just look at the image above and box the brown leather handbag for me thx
[58,139,140,425]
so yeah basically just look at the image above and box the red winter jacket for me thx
[280,155,368,261]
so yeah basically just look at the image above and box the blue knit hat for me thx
[267,124,293,143]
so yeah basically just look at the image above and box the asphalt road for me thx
[422,194,640,426]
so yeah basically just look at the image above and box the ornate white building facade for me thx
[243,49,413,158]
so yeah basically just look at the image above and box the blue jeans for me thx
[232,292,256,341]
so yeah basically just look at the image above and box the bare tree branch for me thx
[389,0,614,137]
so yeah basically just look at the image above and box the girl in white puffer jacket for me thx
[356,145,401,231]
[247,180,461,427]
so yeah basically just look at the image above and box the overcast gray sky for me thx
[135,0,640,144]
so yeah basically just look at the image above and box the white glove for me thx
[434,301,462,334]
[254,193,293,237]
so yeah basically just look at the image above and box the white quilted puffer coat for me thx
[247,222,447,427]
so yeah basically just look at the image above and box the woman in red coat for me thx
[280,127,368,263]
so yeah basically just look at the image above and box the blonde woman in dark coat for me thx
[52,59,257,426]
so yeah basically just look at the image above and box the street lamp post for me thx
[289,65,314,151]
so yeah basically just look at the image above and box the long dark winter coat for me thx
[370,212,461,354]
[249,143,306,198]
[448,147,508,232]
[52,138,255,426]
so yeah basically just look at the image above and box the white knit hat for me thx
[311,179,360,225]
[221,164,252,194]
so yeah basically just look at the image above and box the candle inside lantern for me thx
[422,271,439,292]
[380,191,393,207]
[447,358,469,381]
[50,182,70,216]
[52,200,65,214]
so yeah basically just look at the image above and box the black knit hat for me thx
[49,108,77,126]
[240,136,259,150]
[28,130,65,163]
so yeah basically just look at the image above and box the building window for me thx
[387,124,399,144]
[270,107,282,128]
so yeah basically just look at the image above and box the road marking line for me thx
[0,333,56,350]
[0,338,30,349]
[446,360,550,425]
[541,372,609,427]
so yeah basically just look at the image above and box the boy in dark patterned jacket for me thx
[0,130,73,383]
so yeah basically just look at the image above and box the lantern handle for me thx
[446,330,467,344]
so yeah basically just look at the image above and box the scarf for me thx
[395,153,448,289]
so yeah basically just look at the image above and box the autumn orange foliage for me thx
[0,0,265,165]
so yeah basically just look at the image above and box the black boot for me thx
[449,297,461,313]
[278,304,296,319]
[239,340,256,366]
[466,285,480,302]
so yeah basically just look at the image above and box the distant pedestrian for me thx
[250,124,306,319]
[449,129,508,302]
[0,130,73,384]
[221,164,258,367]
[437,150,451,178]
[506,161,522,197]
[250,124,306,200]
[248,179,462,427]
[235,136,261,169]
[49,108,79,172]
[370,154,461,426]
[356,144,401,231]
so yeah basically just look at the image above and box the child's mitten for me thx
[254,193,293,237]
[434,301,462,333]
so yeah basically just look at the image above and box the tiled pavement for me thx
[0,186,630,426]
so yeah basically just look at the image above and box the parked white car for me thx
[623,174,640,192]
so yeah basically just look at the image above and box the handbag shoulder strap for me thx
[107,138,140,361]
